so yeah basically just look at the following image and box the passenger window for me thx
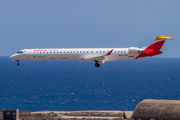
[96,51,98,53]
[80,51,82,53]
[83,51,85,53]
[73,51,75,53]
[100,51,101,53]
[57,52,58,53]
[64,51,66,53]
[87,51,88,53]
[46,52,48,53]
[91,51,93,53]
[77,51,78,53]
[114,51,116,53]
[54,52,55,53]
[70,51,72,53]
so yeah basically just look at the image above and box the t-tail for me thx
[135,35,173,59]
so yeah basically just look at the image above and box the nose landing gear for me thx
[95,61,100,67]
[17,60,20,66]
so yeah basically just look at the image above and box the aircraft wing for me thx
[81,49,113,63]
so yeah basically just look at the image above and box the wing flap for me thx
[81,49,113,62]
[82,56,105,62]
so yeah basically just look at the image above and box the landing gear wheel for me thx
[17,60,20,66]
[95,62,100,67]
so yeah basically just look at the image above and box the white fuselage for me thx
[10,48,141,63]
[9,35,173,67]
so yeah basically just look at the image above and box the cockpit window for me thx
[16,51,23,53]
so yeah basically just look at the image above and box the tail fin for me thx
[135,35,173,59]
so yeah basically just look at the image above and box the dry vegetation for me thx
[63,111,123,117]
[19,111,57,120]
[0,111,132,120]
[59,118,126,120]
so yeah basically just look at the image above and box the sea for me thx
[0,56,180,111]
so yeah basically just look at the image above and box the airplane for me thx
[10,35,173,67]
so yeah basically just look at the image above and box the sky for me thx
[0,0,179,57]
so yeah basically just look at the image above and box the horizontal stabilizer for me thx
[153,35,173,43]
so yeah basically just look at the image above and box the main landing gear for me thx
[17,60,20,66]
[95,61,100,67]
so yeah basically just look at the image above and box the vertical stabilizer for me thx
[135,35,173,59]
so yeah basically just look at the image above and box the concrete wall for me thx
[132,99,180,120]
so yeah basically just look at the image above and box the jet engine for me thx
[129,47,144,54]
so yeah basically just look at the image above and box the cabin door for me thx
[26,50,31,58]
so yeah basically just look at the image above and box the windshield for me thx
[16,51,23,53]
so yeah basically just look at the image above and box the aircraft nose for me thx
[9,54,17,60]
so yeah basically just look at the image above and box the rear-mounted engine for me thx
[129,47,144,54]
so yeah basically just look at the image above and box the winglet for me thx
[106,49,113,56]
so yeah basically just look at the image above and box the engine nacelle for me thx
[129,47,144,54]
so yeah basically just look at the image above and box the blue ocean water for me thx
[0,57,180,111]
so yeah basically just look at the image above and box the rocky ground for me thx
[0,111,133,120]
